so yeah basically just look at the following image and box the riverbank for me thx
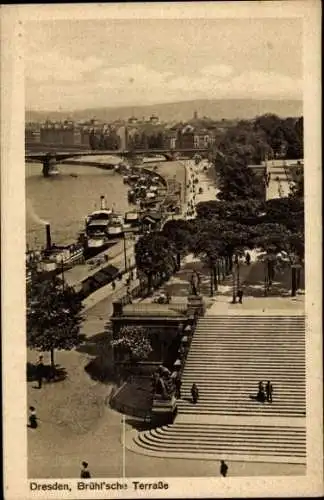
[77,159,188,310]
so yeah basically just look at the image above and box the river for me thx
[26,162,131,249]
[26,159,187,250]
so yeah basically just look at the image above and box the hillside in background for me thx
[26,98,302,123]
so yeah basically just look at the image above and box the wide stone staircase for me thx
[179,316,305,417]
[129,314,306,464]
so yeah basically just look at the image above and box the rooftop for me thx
[120,302,187,318]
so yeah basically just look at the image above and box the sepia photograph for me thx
[1,2,322,499]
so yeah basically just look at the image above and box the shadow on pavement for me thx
[77,331,110,357]
[84,357,115,384]
[125,417,153,431]
[81,330,115,384]
[27,362,67,383]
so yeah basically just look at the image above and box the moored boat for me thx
[84,196,125,254]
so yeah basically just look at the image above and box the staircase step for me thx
[131,314,306,462]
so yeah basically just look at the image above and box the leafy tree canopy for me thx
[196,199,264,226]
[213,151,264,202]
[161,219,194,254]
[135,233,176,278]
[27,275,84,367]
[263,197,304,233]
[251,222,303,262]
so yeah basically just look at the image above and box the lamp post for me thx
[123,232,127,272]
[231,255,239,303]
[61,257,65,293]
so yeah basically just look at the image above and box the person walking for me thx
[245,252,251,265]
[266,381,273,403]
[191,383,199,404]
[36,355,44,389]
[28,406,38,429]
[175,376,182,399]
[220,460,228,477]
[111,281,116,291]
[237,288,244,304]
[257,381,266,402]
[80,461,91,479]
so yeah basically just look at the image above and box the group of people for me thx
[256,380,273,403]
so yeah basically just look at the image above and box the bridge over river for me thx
[25,147,211,177]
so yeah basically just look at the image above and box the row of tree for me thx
[135,196,303,299]
[135,140,304,298]
[215,114,303,165]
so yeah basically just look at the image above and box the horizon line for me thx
[26,96,303,115]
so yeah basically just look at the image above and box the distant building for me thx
[25,128,40,144]
[149,114,159,125]
[116,126,128,150]
[39,120,81,147]
[128,116,138,125]
[164,130,177,149]
[175,124,213,149]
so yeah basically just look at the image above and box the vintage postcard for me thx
[1,1,322,499]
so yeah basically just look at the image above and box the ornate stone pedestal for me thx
[187,294,205,317]
[151,396,177,426]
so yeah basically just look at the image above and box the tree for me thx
[135,233,177,293]
[27,274,84,371]
[191,218,251,298]
[214,153,264,202]
[192,221,225,296]
[196,199,264,226]
[263,197,304,234]
[111,326,152,362]
[161,219,194,269]
[289,165,304,199]
[252,222,303,296]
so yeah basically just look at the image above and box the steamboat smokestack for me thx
[45,223,52,250]
[100,195,106,210]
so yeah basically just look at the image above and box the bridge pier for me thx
[42,154,57,177]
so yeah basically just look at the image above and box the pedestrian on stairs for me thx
[237,288,244,304]
[256,381,266,402]
[220,460,228,477]
[175,376,182,399]
[266,381,273,403]
[191,383,199,404]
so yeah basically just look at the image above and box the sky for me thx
[25,18,303,111]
